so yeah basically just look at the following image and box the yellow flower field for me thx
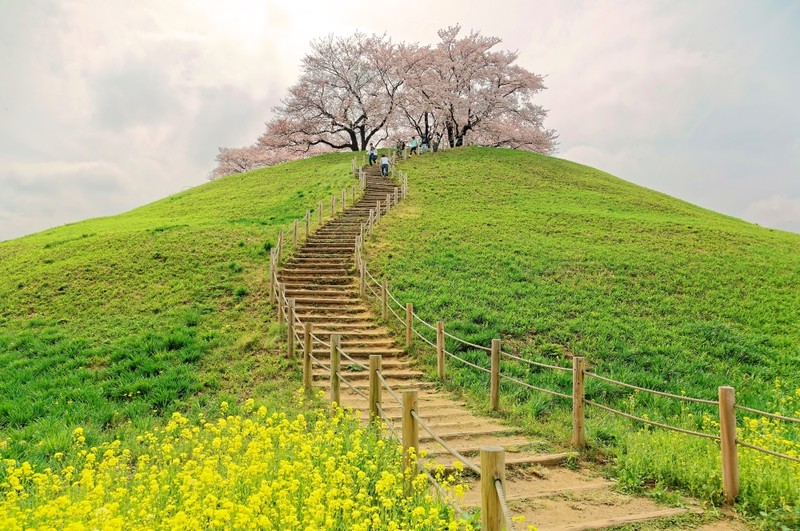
[0,395,473,530]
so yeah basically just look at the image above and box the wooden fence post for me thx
[573,357,586,449]
[318,201,323,224]
[293,219,298,249]
[369,355,382,422]
[405,303,413,348]
[331,195,335,216]
[351,184,356,205]
[386,193,391,213]
[303,322,313,391]
[376,201,381,225]
[342,188,346,209]
[277,282,285,324]
[287,298,296,359]
[490,339,500,411]
[480,446,505,531]
[268,249,275,304]
[368,209,375,235]
[402,390,419,493]
[381,280,388,320]
[330,334,341,405]
[305,210,310,238]
[359,259,366,298]
[436,321,445,379]
[719,386,739,505]
[276,230,283,263]
[394,187,399,206]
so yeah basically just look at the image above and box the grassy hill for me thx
[0,153,358,463]
[366,147,799,522]
[1,146,797,526]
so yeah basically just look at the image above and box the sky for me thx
[1,0,799,241]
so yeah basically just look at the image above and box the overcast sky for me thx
[1,0,799,241]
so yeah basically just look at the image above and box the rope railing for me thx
[585,372,719,406]
[336,346,369,371]
[375,402,401,443]
[494,479,518,531]
[411,410,481,476]
[736,440,800,463]
[500,350,572,373]
[411,326,438,349]
[499,373,572,401]
[735,404,800,424]
[310,332,330,349]
[377,370,403,407]
[584,399,721,441]
[308,352,330,371]
[445,349,492,374]
[337,371,369,401]
[442,330,492,352]
[412,311,437,331]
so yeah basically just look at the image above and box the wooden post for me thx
[381,280,388,320]
[293,219,298,249]
[719,386,739,505]
[490,339,500,411]
[359,222,365,246]
[277,282,285,324]
[480,446,505,531]
[268,249,275,304]
[342,188,346,209]
[330,334,341,405]
[305,210,310,238]
[402,390,419,491]
[386,193,391,213]
[573,357,586,449]
[351,184,356,205]
[359,259,366,298]
[436,321,445,379]
[376,200,381,224]
[276,230,283,263]
[369,355,382,422]
[405,303,413,349]
[369,208,375,234]
[331,195,335,216]
[303,322,313,391]
[287,298,296,359]
[318,201,323,224]
[394,187,399,206]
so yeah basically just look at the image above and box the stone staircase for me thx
[275,163,698,530]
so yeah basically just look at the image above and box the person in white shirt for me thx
[380,155,390,177]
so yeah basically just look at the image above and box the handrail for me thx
[411,410,481,475]
[736,440,800,463]
[337,371,369,401]
[499,373,572,401]
[585,372,719,406]
[377,370,403,407]
[443,330,491,352]
[445,348,492,374]
[494,479,518,531]
[336,346,368,371]
[735,404,800,424]
[500,350,572,373]
[584,399,721,441]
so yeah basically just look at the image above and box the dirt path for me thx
[275,163,727,530]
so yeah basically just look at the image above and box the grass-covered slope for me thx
[371,147,799,408]
[368,147,799,521]
[0,153,357,463]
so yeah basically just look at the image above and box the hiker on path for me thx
[380,154,390,177]
[368,143,377,165]
[409,136,418,155]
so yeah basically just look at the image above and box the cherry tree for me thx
[272,32,408,152]
[210,26,557,178]
[425,25,555,152]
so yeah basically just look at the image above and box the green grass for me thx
[0,152,359,465]
[366,147,800,525]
